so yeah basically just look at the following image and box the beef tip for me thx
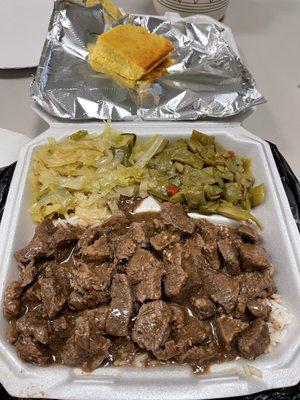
[239,243,270,272]
[150,231,180,251]
[218,238,240,275]
[73,263,114,293]
[202,241,221,271]
[173,317,209,352]
[153,218,165,231]
[153,340,178,361]
[163,244,188,298]
[3,281,23,319]
[239,271,275,299]
[102,211,129,233]
[95,263,116,287]
[114,237,136,262]
[39,276,68,319]
[74,316,104,353]
[128,222,148,247]
[234,294,248,318]
[81,306,109,333]
[133,268,163,304]
[195,219,219,241]
[50,316,69,337]
[16,335,48,365]
[16,311,49,344]
[246,299,271,320]
[82,236,111,262]
[19,263,39,287]
[6,321,19,344]
[215,315,248,351]
[191,296,216,320]
[237,319,270,359]
[77,225,99,250]
[200,269,239,313]
[183,234,205,267]
[61,336,86,367]
[179,341,220,365]
[132,300,172,352]
[161,202,194,234]
[126,249,164,303]
[68,289,110,310]
[44,260,72,281]
[19,260,49,287]
[82,340,110,371]
[14,220,54,264]
[61,312,111,370]
[111,337,138,366]
[53,224,83,247]
[169,239,204,303]
[238,224,260,243]
[217,224,236,240]
[169,304,187,329]
[24,281,42,303]
[170,255,203,304]
[106,274,133,336]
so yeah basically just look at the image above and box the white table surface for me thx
[0,0,299,178]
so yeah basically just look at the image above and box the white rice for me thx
[265,294,293,351]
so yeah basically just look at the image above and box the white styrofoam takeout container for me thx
[0,120,299,400]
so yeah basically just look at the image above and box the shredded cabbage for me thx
[29,124,147,223]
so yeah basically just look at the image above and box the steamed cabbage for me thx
[29,124,153,223]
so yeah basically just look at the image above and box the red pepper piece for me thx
[226,150,235,158]
[166,183,179,197]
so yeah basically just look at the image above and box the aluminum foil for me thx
[31,0,265,121]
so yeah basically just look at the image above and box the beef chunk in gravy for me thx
[16,335,48,365]
[163,244,188,298]
[239,271,275,299]
[237,224,260,244]
[126,249,164,303]
[14,220,55,264]
[150,231,180,251]
[246,299,272,320]
[172,316,209,352]
[218,238,240,275]
[53,224,83,248]
[82,236,111,262]
[114,237,136,262]
[215,315,248,351]
[4,204,277,373]
[3,281,23,319]
[132,300,172,352]
[237,319,270,359]
[179,341,220,365]
[191,296,216,320]
[106,274,133,336]
[16,311,49,344]
[161,203,194,233]
[72,263,114,293]
[239,243,270,272]
[200,269,239,313]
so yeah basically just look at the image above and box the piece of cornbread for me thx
[90,25,174,80]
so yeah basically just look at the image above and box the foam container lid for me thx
[0,120,299,399]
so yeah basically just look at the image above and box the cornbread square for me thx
[90,25,174,80]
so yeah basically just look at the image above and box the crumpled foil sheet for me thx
[31,0,265,121]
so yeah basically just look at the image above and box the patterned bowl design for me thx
[153,0,230,19]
